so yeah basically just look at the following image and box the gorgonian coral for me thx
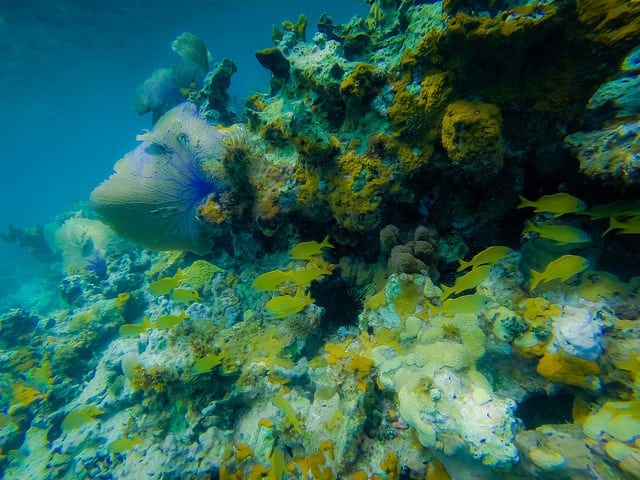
[91,103,237,254]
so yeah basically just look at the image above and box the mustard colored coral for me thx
[441,100,503,181]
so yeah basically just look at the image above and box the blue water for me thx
[0,0,368,293]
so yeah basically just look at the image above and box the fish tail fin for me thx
[457,259,470,272]
[529,269,542,290]
[517,195,533,209]
[440,284,454,300]
[141,316,155,330]
[602,218,619,237]
[523,220,536,233]
[321,235,334,249]
[294,287,311,300]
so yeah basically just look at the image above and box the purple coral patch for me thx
[90,103,228,254]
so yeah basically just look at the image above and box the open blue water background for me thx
[0,0,368,298]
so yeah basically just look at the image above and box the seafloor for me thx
[2,1,640,479]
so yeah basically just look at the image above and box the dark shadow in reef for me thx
[516,390,574,430]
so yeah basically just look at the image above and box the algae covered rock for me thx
[441,100,504,181]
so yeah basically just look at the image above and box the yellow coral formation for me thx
[388,72,451,142]
[130,364,174,393]
[115,292,130,308]
[328,150,393,231]
[380,451,400,480]
[340,62,385,109]
[576,0,640,46]
[441,100,503,179]
[235,443,253,461]
[536,352,600,389]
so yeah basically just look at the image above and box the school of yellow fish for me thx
[436,192,640,307]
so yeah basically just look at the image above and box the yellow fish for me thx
[431,295,493,316]
[264,289,314,318]
[441,264,492,300]
[457,246,513,272]
[582,200,640,220]
[602,215,640,236]
[108,435,142,455]
[530,254,590,290]
[62,405,104,431]
[578,271,629,301]
[288,262,333,286]
[517,193,587,216]
[270,446,286,480]
[149,269,186,296]
[171,288,200,305]
[191,352,226,375]
[155,311,189,329]
[524,221,591,245]
[273,394,304,434]
[252,269,292,291]
[289,235,334,260]
[119,316,155,337]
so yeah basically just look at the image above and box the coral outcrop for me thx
[3,2,640,479]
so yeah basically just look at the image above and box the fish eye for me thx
[578,201,587,210]
[580,232,591,240]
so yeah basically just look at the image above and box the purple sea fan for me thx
[90,103,231,254]
[86,251,108,280]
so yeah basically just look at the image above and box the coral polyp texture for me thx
[3,3,640,480]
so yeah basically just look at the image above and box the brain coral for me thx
[91,103,236,254]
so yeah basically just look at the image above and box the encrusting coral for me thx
[5,2,640,479]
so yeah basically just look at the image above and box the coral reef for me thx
[3,2,640,479]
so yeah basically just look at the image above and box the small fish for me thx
[602,215,640,236]
[578,271,629,301]
[61,405,104,431]
[431,295,494,316]
[517,193,587,216]
[252,269,292,291]
[149,269,187,296]
[289,235,334,260]
[582,200,640,220]
[273,394,304,434]
[270,446,286,480]
[288,262,333,286]
[119,317,155,337]
[191,352,226,375]
[155,311,189,329]
[457,246,513,272]
[108,435,142,455]
[264,289,314,319]
[523,221,591,245]
[530,254,590,290]
[171,288,200,305]
[441,264,492,300]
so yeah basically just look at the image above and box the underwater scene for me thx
[2,0,640,478]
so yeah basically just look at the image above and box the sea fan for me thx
[91,103,230,254]
[86,251,108,280]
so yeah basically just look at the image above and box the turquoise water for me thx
[0,0,367,285]
[1,1,640,479]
